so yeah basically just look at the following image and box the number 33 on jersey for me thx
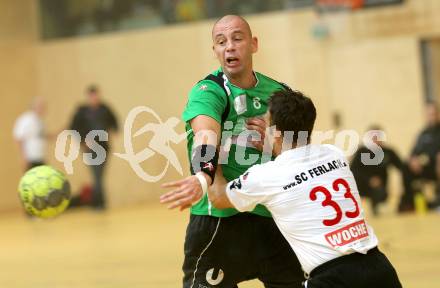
[225,144,379,274]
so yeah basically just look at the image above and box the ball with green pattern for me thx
[18,165,71,218]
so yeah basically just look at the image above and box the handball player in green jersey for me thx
[162,15,303,288]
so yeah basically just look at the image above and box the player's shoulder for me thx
[99,102,111,110]
[236,163,265,185]
[190,80,224,95]
[227,163,267,194]
[255,71,292,91]
[18,111,39,124]
[247,163,266,177]
[320,144,346,158]
[16,111,31,121]
[245,161,279,184]
[72,105,88,115]
[75,104,89,111]
[190,69,225,94]
[14,112,28,129]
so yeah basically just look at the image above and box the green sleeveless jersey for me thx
[182,68,290,217]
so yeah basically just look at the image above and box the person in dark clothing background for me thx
[398,103,440,212]
[351,126,402,216]
[69,85,118,209]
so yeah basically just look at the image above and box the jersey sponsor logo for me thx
[206,268,224,286]
[233,94,247,115]
[308,159,347,179]
[325,219,369,248]
[283,159,347,190]
[283,172,308,190]
[199,84,208,91]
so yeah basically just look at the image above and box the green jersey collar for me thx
[219,68,260,90]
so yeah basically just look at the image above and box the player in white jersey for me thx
[223,144,377,274]
[162,89,402,287]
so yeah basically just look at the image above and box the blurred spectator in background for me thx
[13,98,47,171]
[399,102,440,212]
[351,126,402,216]
[69,85,118,210]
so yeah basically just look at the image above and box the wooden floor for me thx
[0,203,439,288]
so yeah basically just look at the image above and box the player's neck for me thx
[274,141,310,157]
[226,71,257,89]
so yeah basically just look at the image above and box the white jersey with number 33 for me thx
[225,144,378,274]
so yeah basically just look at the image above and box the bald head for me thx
[211,14,258,86]
[212,15,252,39]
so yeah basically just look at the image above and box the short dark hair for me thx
[368,124,383,131]
[87,84,99,94]
[268,89,316,143]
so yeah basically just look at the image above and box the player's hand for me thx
[160,175,204,211]
[246,117,266,151]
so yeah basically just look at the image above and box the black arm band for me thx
[190,144,218,181]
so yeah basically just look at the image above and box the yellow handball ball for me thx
[18,165,71,218]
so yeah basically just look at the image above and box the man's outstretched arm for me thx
[161,115,221,210]
[161,165,234,211]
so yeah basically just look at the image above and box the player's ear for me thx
[272,130,284,156]
[264,111,271,125]
[251,36,258,53]
[212,45,218,59]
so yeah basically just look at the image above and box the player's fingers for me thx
[246,117,266,127]
[161,179,186,188]
[160,194,174,204]
[246,121,265,129]
[179,203,191,211]
[161,186,197,204]
[160,188,184,203]
[246,123,265,132]
[245,124,265,136]
[247,122,266,134]
[169,188,201,208]
[250,140,264,151]
[167,200,181,210]
[168,195,193,210]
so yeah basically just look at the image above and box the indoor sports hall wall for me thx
[2,0,440,212]
[0,0,38,213]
